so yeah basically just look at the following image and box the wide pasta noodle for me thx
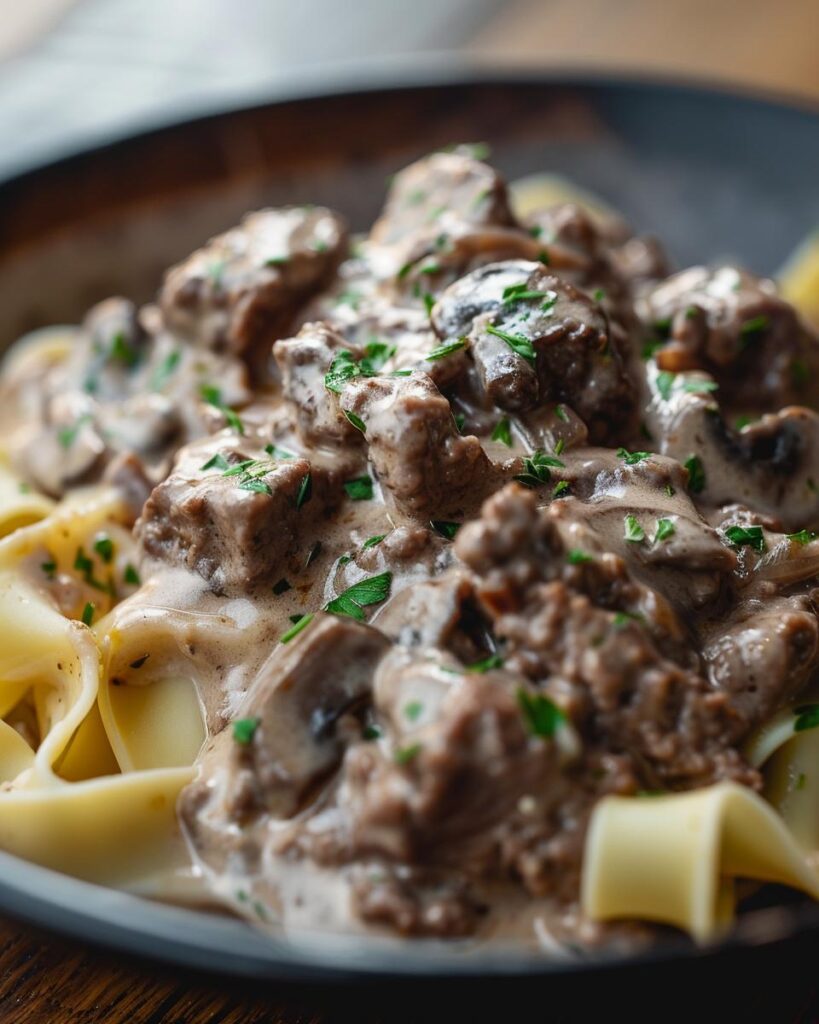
[744,698,819,857]
[581,782,819,942]
[0,488,200,885]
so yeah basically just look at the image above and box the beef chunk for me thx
[370,149,515,247]
[455,485,758,788]
[433,261,636,441]
[642,265,819,412]
[273,322,365,447]
[160,207,347,362]
[340,371,495,519]
[702,594,819,727]
[136,442,341,591]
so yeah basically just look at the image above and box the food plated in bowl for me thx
[0,75,818,983]
[0,135,817,958]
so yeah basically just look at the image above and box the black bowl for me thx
[0,68,817,1010]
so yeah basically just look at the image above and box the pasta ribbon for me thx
[581,782,819,942]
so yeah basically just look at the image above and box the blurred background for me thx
[1,0,818,180]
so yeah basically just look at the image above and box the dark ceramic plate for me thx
[0,68,817,993]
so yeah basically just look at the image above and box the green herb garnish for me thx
[431,521,460,540]
[426,339,466,361]
[654,518,675,543]
[394,743,422,765]
[93,536,114,564]
[295,473,312,509]
[517,689,565,738]
[684,454,706,494]
[124,564,140,586]
[232,717,260,745]
[566,549,593,565]
[344,410,366,433]
[344,476,373,501]
[491,418,512,447]
[200,385,244,435]
[624,514,645,543]
[151,349,181,390]
[467,653,503,673]
[280,614,314,643]
[786,529,817,545]
[794,704,819,733]
[723,524,766,552]
[486,324,536,365]
[515,450,564,488]
[80,602,95,626]
[616,447,651,465]
[325,572,392,621]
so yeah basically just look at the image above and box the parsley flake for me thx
[654,518,676,543]
[486,324,536,364]
[517,689,565,738]
[491,418,512,447]
[344,476,373,501]
[280,614,314,643]
[723,524,766,552]
[325,572,392,621]
[624,514,645,543]
[232,717,260,745]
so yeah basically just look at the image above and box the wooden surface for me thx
[1,2,819,1021]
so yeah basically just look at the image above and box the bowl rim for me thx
[2,55,819,189]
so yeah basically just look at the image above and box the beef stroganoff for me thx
[0,145,817,952]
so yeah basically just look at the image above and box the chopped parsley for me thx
[616,447,651,465]
[334,288,363,310]
[593,288,606,302]
[684,454,706,494]
[394,743,422,765]
[41,559,57,579]
[552,480,570,497]
[786,529,817,545]
[683,379,719,394]
[74,546,111,593]
[93,536,114,563]
[280,613,314,643]
[344,476,373,501]
[654,518,676,543]
[735,415,753,430]
[363,723,382,741]
[554,438,565,456]
[426,339,466,361]
[344,410,366,433]
[295,472,312,509]
[403,701,424,722]
[265,443,295,460]
[613,611,643,628]
[324,349,360,393]
[794,703,819,733]
[423,292,435,316]
[486,324,536,365]
[232,717,260,745]
[57,414,92,450]
[739,314,769,337]
[491,417,512,447]
[554,405,569,423]
[200,453,230,472]
[325,571,392,621]
[566,549,593,565]
[431,520,460,540]
[656,371,675,401]
[109,330,140,368]
[151,349,181,390]
[123,564,140,586]
[467,652,503,673]
[453,412,466,433]
[501,283,557,312]
[624,514,645,543]
[641,339,664,361]
[723,524,766,553]
[80,602,95,626]
[515,450,564,488]
[200,385,244,435]
[362,534,385,549]
[517,689,565,738]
